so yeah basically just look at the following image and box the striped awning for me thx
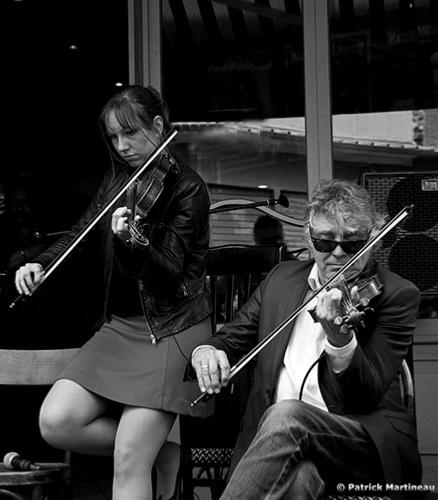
[163,0,303,56]
[163,0,432,55]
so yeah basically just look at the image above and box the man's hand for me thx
[191,346,231,394]
[315,286,359,347]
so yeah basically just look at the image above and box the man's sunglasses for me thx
[309,229,369,254]
[311,238,369,254]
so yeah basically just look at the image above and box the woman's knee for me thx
[39,399,79,448]
[39,380,106,449]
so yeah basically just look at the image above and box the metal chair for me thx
[0,348,79,500]
[399,357,416,421]
[179,244,283,500]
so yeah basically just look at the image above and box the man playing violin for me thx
[191,179,421,499]
[15,85,212,500]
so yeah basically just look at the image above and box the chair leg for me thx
[210,486,224,500]
[209,466,227,500]
[32,484,44,500]
[180,474,195,500]
[30,473,73,500]
[179,454,195,500]
[152,467,157,500]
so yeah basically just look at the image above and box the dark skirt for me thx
[58,315,214,417]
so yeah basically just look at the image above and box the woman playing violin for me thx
[15,85,212,500]
[191,179,421,499]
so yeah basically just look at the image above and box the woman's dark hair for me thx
[100,85,171,133]
[99,85,171,164]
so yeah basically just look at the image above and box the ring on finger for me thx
[334,315,344,326]
[201,365,209,373]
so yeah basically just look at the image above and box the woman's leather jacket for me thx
[34,158,212,342]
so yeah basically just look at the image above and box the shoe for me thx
[156,442,181,500]
[157,468,180,500]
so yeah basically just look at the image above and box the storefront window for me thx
[163,0,307,250]
[329,0,438,182]
[329,0,438,300]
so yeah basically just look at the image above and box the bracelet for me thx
[191,345,216,361]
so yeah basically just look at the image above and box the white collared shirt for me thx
[274,264,357,411]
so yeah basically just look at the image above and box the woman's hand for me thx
[112,207,143,245]
[112,207,133,243]
[191,346,231,394]
[15,263,44,296]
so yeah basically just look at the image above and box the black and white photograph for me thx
[0,1,437,499]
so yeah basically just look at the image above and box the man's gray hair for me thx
[305,179,387,231]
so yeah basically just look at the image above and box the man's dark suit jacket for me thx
[203,259,422,488]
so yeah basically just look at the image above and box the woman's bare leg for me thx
[113,406,176,500]
[39,378,117,455]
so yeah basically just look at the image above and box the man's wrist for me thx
[327,330,354,348]
[325,335,357,373]
[191,345,216,362]
[325,334,357,353]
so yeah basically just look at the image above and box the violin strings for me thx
[331,276,350,307]
[337,276,354,317]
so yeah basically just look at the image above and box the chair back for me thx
[0,349,79,386]
[206,244,284,332]
[0,348,79,456]
[0,348,79,498]
[180,244,283,499]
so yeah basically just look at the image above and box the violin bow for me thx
[9,129,178,309]
[191,203,414,406]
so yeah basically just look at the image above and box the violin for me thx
[126,151,177,245]
[308,274,383,335]
[191,204,413,406]
[334,274,383,333]
[127,151,177,220]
